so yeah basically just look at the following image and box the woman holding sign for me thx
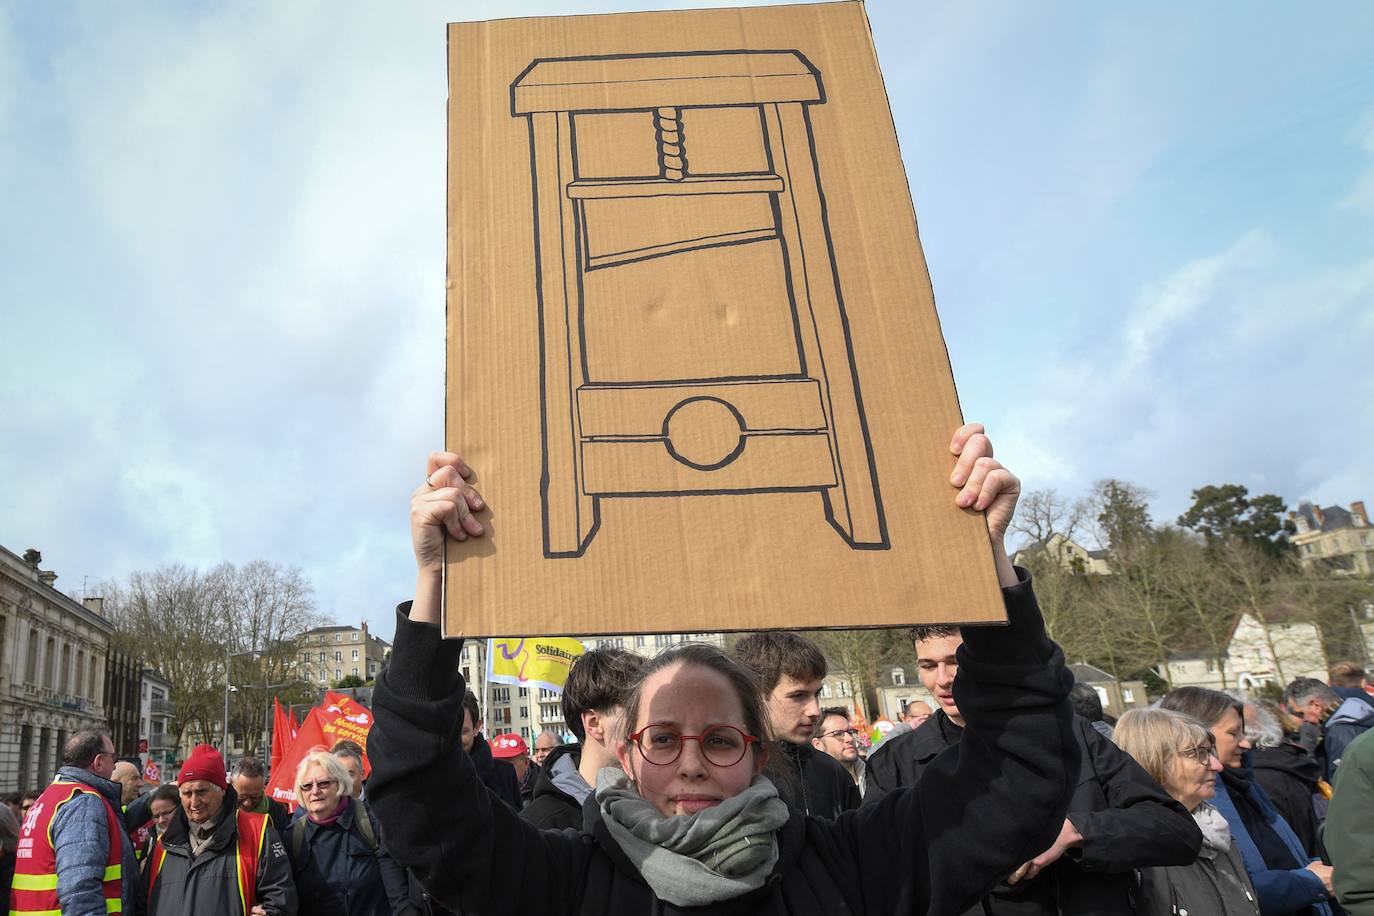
[368,424,1077,915]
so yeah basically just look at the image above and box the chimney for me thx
[84,597,105,616]
[1313,505,1325,528]
[1353,501,1368,527]
[38,570,57,588]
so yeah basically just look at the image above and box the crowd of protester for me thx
[7,427,1374,914]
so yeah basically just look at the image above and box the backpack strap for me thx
[352,800,379,851]
[290,817,305,868]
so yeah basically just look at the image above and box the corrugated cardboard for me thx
[444,1,1006,638]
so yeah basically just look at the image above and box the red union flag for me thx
[143,761,161,783]
[264,692,374,811]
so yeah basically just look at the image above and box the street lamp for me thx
[238,681,290,771]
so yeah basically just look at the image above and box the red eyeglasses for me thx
[627,724,759,767]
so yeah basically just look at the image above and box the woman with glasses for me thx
[367,425,1082,915]
[1161,687,1335,916]
[281,750,409,916]
[1115,708,1259,915]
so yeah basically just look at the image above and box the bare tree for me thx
[1161,531,1239,689]
[1011,488,1089,551]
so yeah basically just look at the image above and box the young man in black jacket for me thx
[866,625,1202,915]
[461,689,522,811]
[734,631,861,819]
[521,648,646,830]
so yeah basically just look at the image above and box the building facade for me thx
[1290,500,1374,576]
[140,669,175,774]
[0,546,115,792]
[294,621,391,686]
[1166,609,1331,692]
[104,644,144,757]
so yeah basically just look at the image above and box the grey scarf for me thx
[1192,801,1233,854]
[595,767,790,906]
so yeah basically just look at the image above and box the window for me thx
[60,644,71,693]
[334,652,342,662]
[352,667,359,677]
[462,667,470,683]
[352,649,359,661]
[820,682,832,698]
[318,651,326,662]
[635,636,647,648]
[1122,688,1135,703]
[519,706,529,717]
[521,727,532,740]
[352,632,360,642]
[493,687,511,703]
[335,634,342,642]
[891,667,905,687]
[76,650,86,697]
[518,687,528,697]
[334,668,341,680]
[655,634,672,648]
[25,626,39,683]
[44,637,56,689]
[1205,658,1215,673]
[369,662,377,676]
[319,672,327,683]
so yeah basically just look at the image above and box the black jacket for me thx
[866,710,1201,916]
[520,745,587,831]
[282,797,412,916]
[368,570,1079,916]
[1250,744,1324,859]
[469,733,523,812]
[768,740,861,819]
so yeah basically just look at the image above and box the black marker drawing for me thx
[511,50,889,558]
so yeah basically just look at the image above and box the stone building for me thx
[104,644,144,757]
[140,668,175,775]
[0,546,115,792]
[293,621,391,686]
[1165,608,1331,692]
[1290,500,1374,575]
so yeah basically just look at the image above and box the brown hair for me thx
[906,625,960,646]
[622,643,773,756]
[812,706,852,740]
[1160,686,1242,729]
[1329,661,1367,689]
[563,647,648,743]
[733,632,826,691]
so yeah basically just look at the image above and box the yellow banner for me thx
[487,637,586,692]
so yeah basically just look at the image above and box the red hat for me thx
[178,744,227,790]
[490,733,528,759]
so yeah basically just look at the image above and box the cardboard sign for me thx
[444,1,1005,637]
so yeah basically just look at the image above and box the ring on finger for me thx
[425,473,437,489]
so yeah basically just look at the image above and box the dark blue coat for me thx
[1212,766,1331,916]
[282,797,410,916]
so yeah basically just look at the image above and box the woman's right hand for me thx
[408,452,487,625]
[1305,861,1334,895]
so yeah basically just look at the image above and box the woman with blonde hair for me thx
[1115,708,1259,915]
[282,750,409,916]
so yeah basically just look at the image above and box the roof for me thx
[1295,501,1360,533]
[1069,662,1116,684]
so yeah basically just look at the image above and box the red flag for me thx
[264,692,374,811]
[289,707,301,740]
[143,761,161,783]
[271,697,291,773]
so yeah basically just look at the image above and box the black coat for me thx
[282,797,411,916]
[866,710,1201,916]
[469,733,523,812]
[368,571,1080,916]
[768,740,861,819]
[520,745,587,831]
[1250,744,1324,859]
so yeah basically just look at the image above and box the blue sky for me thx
[2,1,1371,642]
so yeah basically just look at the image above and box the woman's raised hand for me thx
[412,452,487,575]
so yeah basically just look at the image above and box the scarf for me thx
[595,767,790,906]
[1192,802,1232,854]
[187,803,229,857]
[308,795,350,827]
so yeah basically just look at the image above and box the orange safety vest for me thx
[9,779,124,916]
[147,809,269,916]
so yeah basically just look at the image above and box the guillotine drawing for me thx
[511,50,889,559]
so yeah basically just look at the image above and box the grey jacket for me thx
[53,766,142,916]
[147,786,297,916]
[1135,839,1259,916]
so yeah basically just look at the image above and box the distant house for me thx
[1290,500,1374,576]
[1068,662,1148,718]
[873,663,934,723]
[1165,608,1330,691]
[1011,534,1112,576]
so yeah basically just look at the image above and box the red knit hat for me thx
[178,744,227,790]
